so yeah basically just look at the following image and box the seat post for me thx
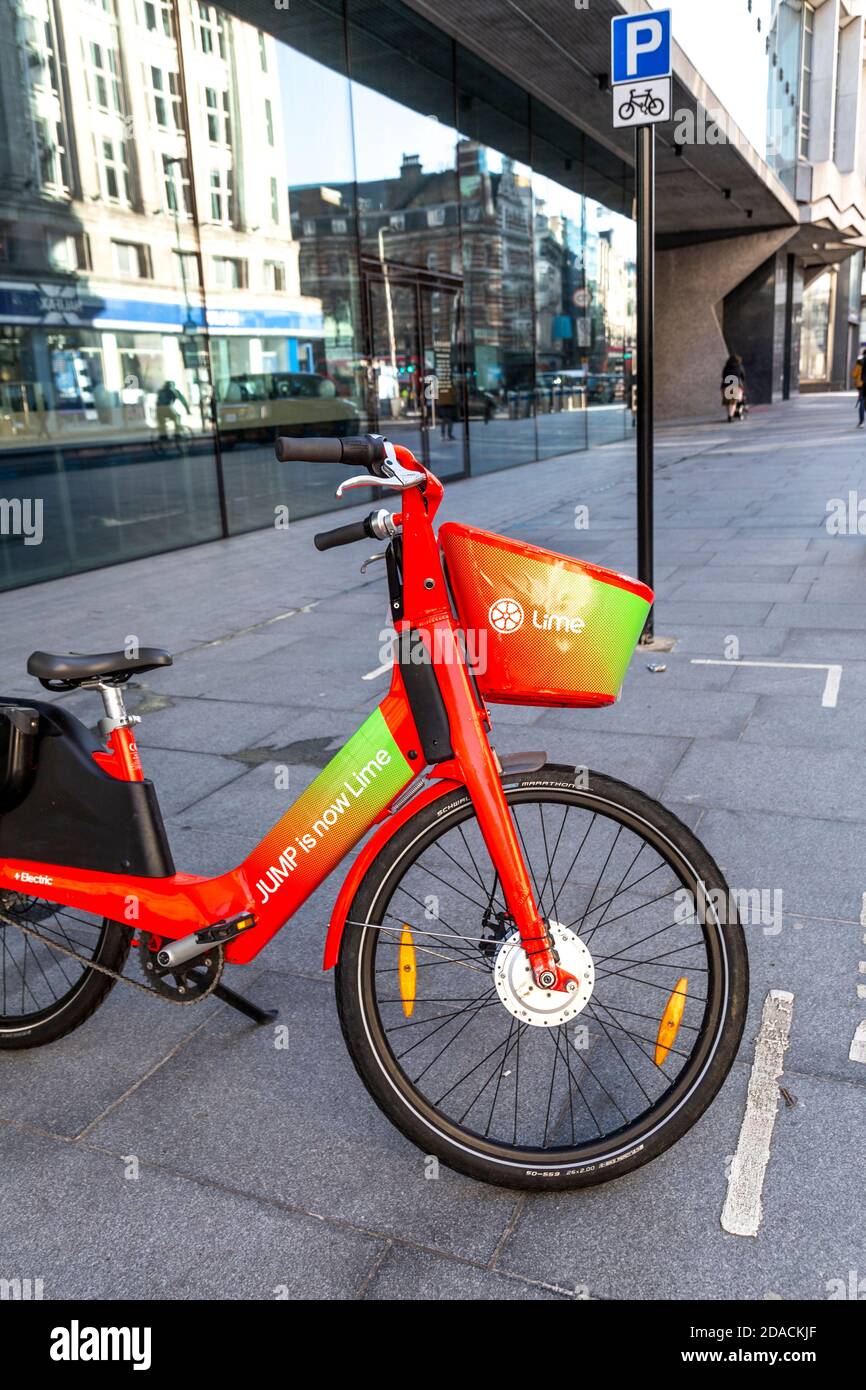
[84,681,144,782]
[84,680,138,743]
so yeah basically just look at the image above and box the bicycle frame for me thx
[0,447,569,988]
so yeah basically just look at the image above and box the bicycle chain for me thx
[0,906,222,1006]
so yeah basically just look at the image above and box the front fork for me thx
[428,620,578,995]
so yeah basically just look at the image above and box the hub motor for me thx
[493,920,594,1027]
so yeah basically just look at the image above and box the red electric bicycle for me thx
[0,435,747,1189]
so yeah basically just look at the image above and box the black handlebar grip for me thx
[313,514,374,552]
[274,436,344,464]
[274,434,388,467]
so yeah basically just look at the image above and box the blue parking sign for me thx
[611,10,672,85]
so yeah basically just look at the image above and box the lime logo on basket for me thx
[488,598,524,633]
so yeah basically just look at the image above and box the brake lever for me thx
[360,552,387,574]
[335,470,425,498]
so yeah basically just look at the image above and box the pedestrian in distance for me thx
[853,344,866,427]
[721,353,746,422]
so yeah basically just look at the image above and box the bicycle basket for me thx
[439,522,652,708]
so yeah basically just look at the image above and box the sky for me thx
[656,0,773,152]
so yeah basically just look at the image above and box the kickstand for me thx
[214,982,278,1026]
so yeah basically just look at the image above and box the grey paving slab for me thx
[725,661,866,699]
[660,626,792,658]
[663,739,866,823]
[691,807,866,926]
[135,747,247,816]
[86,970,521,1263]
[655,600,775,627]
[539,687,757,741]
[136,697,307,755]
[0,972,226,1137]
[665,581,811,604]
[0,1124,382,1300]
[741,694,866,749]
[775,628,866,661]
[766,601,866,631]
[364,1245,571,1299]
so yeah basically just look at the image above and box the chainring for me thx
[137,931,223,1001]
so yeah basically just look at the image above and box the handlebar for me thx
[314,507,398,552]
[314,514,376,552]
[274,433,387,469]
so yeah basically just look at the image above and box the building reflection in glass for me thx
[0,0,635,591]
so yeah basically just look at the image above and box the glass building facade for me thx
[0,0,636,590]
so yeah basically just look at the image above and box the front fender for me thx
[323,778,461,969]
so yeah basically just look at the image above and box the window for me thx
[162,155,192,215]
[799,3,814,160]
[150,68,182,130]
[205,87,231,146]
[173,250,201,288]
[112,241,149,278]
[209,168,232,224]
[427,207,446,227]
[88,42,123,114]
[264,261,286,292]
[331,218,347,234]
[389,213,405,231]
[258,31,268,72]
[212,256,244,289]
[143,0,172,36]
[98,137,131,204]
[264,98,274,146]
[35,116,70,194]
[270,176,280,225]
[45,233,78,273]
[195,3,225,59]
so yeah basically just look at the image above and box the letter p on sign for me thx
[611,9,672,84]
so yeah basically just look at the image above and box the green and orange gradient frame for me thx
[0,446,650,993]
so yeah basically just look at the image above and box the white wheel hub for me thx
[493,921,595,1028]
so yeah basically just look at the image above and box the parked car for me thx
[217,371,361,445]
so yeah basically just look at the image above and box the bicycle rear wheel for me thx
[336,767,748,1189]
[0,895,130,1048]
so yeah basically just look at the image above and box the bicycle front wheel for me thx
[336,767,748,1189]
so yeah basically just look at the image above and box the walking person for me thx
[721,353,746,422]
[853,344,866,427]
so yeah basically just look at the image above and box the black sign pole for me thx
[636,122,655,643]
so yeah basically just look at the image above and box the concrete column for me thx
[835,16,864,173]
[655,228,796,420]
[809,0,840,163]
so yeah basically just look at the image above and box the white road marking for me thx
[849,1021,866,1065]
[362,660,392,682]
[721,989,794,1238]
[690,659,843,707]
[860,892,866,930]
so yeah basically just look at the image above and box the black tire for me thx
[618,102,635,121]
[0,896,131,1049]
[336,767,748,1190]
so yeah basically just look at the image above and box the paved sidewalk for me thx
[1,394,865,1299]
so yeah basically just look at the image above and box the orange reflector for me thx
[399,926,416,1018]
[655,976,688,1066]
